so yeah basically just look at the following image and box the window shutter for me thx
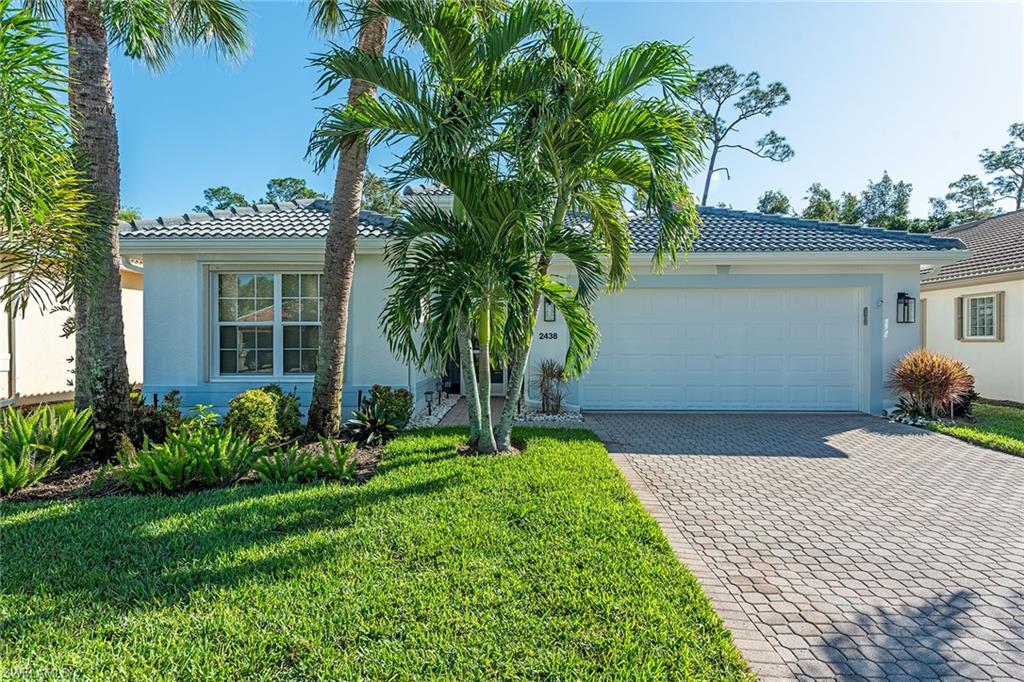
[996,291,1005,342]
[954,296,964,340]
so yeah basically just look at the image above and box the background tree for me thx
[857,171,912,229]
[800,183,839,222]
[756,189,791,215]
[944,174,997,221]
[980,123,1024,210]
[682,64,793,205]
[305,0,390,438]
[193,185,250,211]
[837,191,861,224]
[361,171,401,214]
[263,176,325,203]
[28,0,250,457]
[0,1,91,313]
[117,207,142,221]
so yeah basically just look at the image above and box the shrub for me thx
[116,426,260,494]
[127,390,183,445]
[263,384,302,437]
[254,444,321,484]
[345,401,402,446]
[365,385,413,429]
[888,349,975,418]
[533,359,565,414]
[224,389,280,444]
[0,406,93,494]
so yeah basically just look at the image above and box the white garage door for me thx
[581,288,864,411]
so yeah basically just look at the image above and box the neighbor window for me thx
[964,294,997,340]
[215,272,322,376]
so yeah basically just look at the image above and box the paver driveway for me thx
[587,412,1024,681]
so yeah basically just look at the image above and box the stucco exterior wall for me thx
[139,251,415,417]
[527,260,927,414]
[922,278,1024,403]
[6,270,143,404]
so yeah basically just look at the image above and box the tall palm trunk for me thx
[65,0,130,458]
[307,6,389,437]
[700,143,720,206]
[456,318,481,448]
[475,303,497,453]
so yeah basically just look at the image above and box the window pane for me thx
[300,351,317,373]
[301,274,319,297]
[256,274,273,297]
[301,299,319,321]
[257,328,273,347]
[282,299,300,321]
[219,274,238,297]
[284,350,301,373]
[302,325,319,348]
[220,350,237,374]
[283,326,300,347]
[238,299,255,320]
[969,297,995,337]
[220,326,238,349]
[238,274,255,297]
[257,350,274,372]
[253,298,274,322]
[282,274,300,297]
[218,299,237,322]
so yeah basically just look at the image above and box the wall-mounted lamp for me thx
[896,292,916,324]
[543,298,557,322]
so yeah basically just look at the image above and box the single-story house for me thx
[0,261,144,406]
[119,192,966,417]
[921,209,1023,403]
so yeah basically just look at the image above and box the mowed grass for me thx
[928,404,1024,457]
[0,428,751,680]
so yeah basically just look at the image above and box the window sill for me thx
[960,337,1002,343]
[209,375,316,383]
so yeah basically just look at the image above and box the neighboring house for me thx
[920,210,1024,403]
[0,262,145,406]
[119,193,966,417]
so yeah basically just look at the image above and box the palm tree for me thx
[0,2,91,312]
[490,7,705,447]
[26,0,249,457]
[381,163,600,452]
[305,0,390,438]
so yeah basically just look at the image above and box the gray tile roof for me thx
[920,210,1024,283]
[118,199,395,240]
[401,183,451,197]
[119,196,964,254]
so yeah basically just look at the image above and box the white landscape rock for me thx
[406,393,460,430]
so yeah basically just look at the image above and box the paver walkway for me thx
[587,412,1024,681]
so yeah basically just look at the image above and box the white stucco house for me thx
[921,210,1023,403]
[118,190,966,418]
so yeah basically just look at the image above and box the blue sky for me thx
[111,1,1024,218]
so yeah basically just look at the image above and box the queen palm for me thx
[381,162,600,452]
[25,0,249,457]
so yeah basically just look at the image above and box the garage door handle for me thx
[863,307,868,326]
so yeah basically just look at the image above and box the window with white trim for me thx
[215,272,322,376]
[964,294,996,340]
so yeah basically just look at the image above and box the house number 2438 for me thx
[539,332,558,340]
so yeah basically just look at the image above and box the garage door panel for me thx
[582,288,862,411]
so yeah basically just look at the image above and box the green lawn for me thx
[0,427,750,680]
[928,404,1024,457]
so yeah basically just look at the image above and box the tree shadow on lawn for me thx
[0,463,461,630]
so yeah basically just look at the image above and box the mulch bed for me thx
[2,440,387,504]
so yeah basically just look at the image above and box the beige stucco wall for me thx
[9,270,143,403]
[921,277,1024,403]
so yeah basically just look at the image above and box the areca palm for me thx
[0,2,90,312]
[381,163,600,452]
[490,7,705,447]
[25,0,249,457]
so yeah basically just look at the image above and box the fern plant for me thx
[317,437,357,482]
[117,426,259,494]
[254,444,321,484]
[0,406,93,494]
